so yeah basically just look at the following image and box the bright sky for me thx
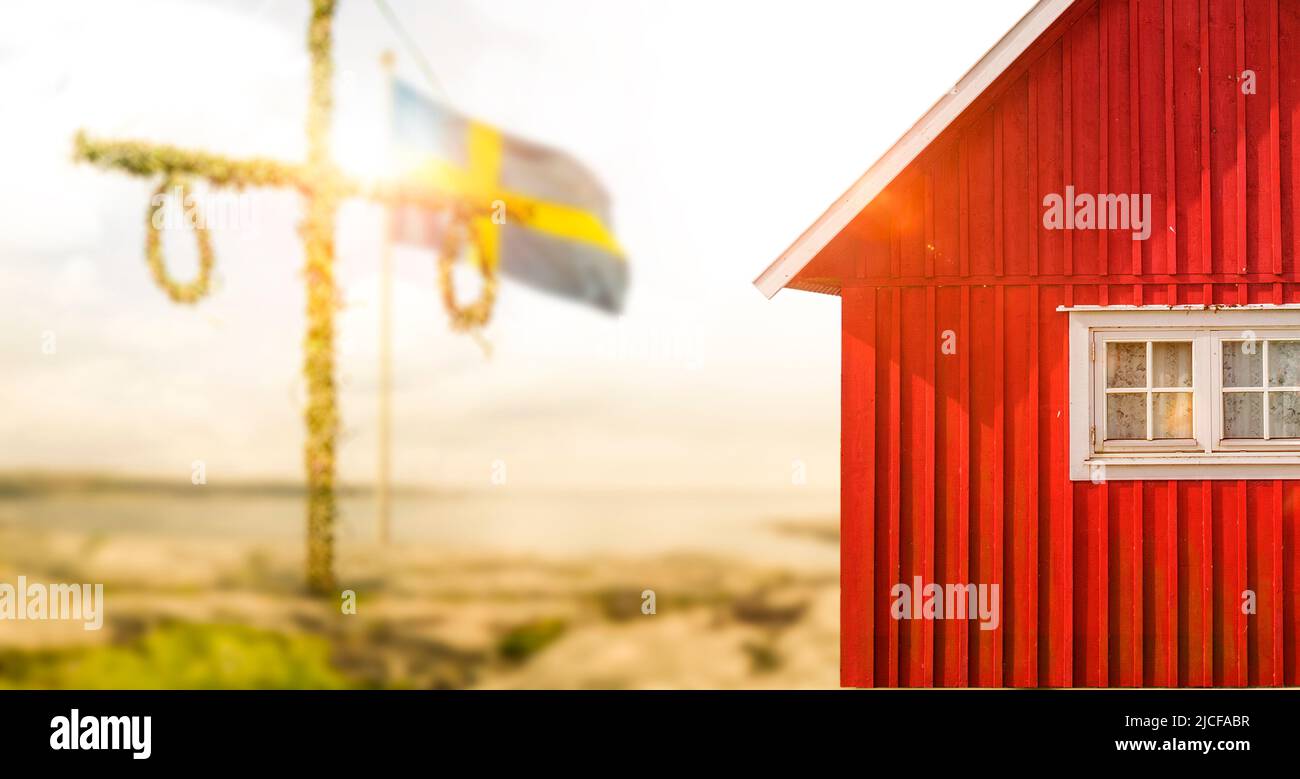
[0,0,1037,490]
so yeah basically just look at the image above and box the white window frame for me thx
[1067,305,1300,480]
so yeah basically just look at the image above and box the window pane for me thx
[1269,391,1300,438]
[1106,392,1146,439]
[1268,341,1300,387]
[1151,342,1192,388]
[1152,392,1193,438]
[1224,392,1264,438]
[1223,342,1263,387]
[1106,342,1146,388]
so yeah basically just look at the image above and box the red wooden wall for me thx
[822,0,1300,686]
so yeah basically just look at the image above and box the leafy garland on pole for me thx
[300,0,341,593]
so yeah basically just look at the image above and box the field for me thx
[0,479,839,689]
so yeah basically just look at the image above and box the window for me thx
[1068,306,1300,480]
[1216,335,1300,445]
[1094,334,1197,450]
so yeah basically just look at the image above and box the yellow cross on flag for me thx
[391,79,628,313]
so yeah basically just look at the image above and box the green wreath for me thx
[144,175,215,304]
[438,215,497,331]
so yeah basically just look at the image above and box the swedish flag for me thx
[390,80,628,313]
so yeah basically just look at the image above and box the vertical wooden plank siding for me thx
[826,0,1300,687]
[840,286,875,687]
[1286,482,1300,684]
[875,287,901,686]
[935,285,966,686]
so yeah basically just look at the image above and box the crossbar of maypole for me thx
[73,132,482,215]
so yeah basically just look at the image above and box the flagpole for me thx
[376,49,396,546]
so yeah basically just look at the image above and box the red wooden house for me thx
[757,0,1300,687]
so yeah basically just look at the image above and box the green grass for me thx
[496,618,566,664]
[0,622,356,689]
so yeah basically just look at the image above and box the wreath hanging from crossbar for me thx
[144,175,215,304]
[437,214,497,331]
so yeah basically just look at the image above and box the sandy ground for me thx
[0,518,840,689]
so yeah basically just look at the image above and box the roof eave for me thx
[753,0,1077,299]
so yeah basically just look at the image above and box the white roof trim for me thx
[753,0,1076,299]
